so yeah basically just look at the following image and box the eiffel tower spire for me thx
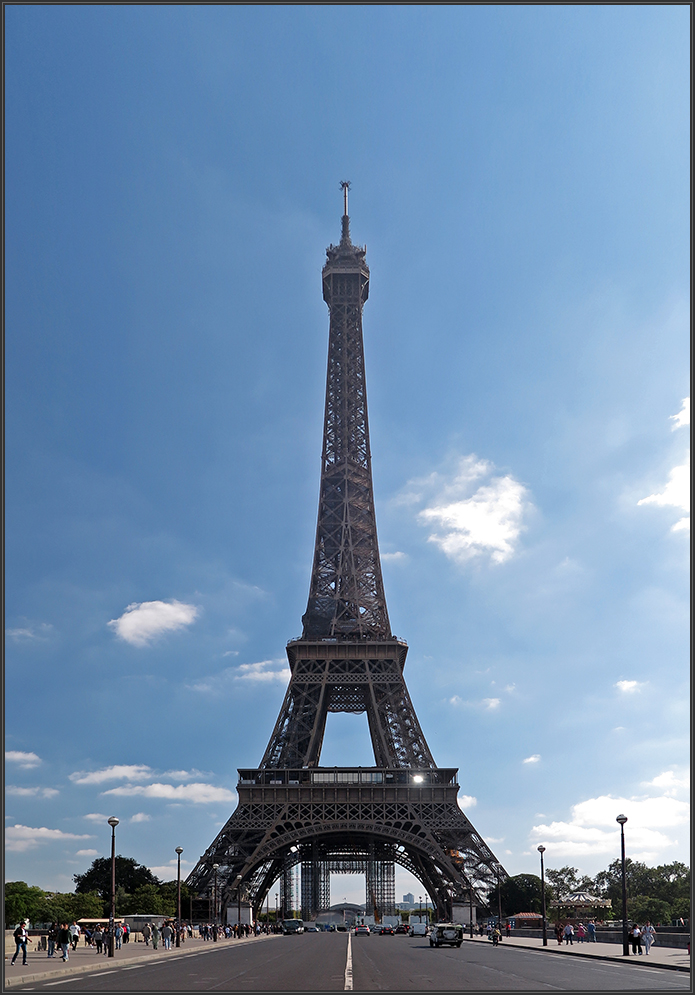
[302,183,390,640]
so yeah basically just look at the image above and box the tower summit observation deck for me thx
[187,185,506,923]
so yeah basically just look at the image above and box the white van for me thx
[409,922,428,937]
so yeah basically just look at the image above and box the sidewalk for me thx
[462,933,690,973]
[4,932,279,989]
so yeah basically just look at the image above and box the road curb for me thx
[461,937,690,974]
[4,933,280,989]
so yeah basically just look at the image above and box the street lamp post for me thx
[497,868,503,932]
[419,895,422,925]
[616,815,629,956]
[175,847,184,947]
[235,873,243,930]
[107,817,119,958]
[212,864,219,928]
[537,845,547,946]
[275,893,278,931]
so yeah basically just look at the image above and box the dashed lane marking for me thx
[344,931,353,991]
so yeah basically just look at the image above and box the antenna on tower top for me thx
[340,180,351,217]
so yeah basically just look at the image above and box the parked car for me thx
[395,924,408,934]
[354,925,370,936]
[379,925,394,935]
[409,922,428,937]
[305,925,319,932]
[429,923,464,948]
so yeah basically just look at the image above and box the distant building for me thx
[403,893,414,905]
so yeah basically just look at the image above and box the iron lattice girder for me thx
[186,768,506,920]
[303,230,389,640]
[259,641,435,770]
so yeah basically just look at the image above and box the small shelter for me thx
[511,912,543,927]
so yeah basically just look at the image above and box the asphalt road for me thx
[10,933,690,992]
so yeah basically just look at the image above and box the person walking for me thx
[642,921,656,955]
[47,922,57,958]
[142,922,151,946]
[69,921,81,951]
[11,922,29,966]
[576,923,586,943]
[93,925,103,954]
[57,923,71,961]
[587,921,596,942]
[554,922,563,945]
[630,923,642,955]
[161,922,173,950]
[151,922,160,950]
[563,922,574,945]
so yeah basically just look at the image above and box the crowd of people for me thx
[554,919,658,953]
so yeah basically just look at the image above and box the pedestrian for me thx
[576,923,586,943]
[152,923,160,950]
[563,922,574,945]
[69,921,81,951]
[555,922,563,945]
[57,923,72,961]
[115,922,123,950]
[93,925,103,954]
[630,923,642,955]
[47,922,57,958]
[505,921,511,937]
[123,922,130,943]
[641,921,656,955]
[162,922,173,950]
[142,922,151,946]
[11,921,29,966]
[587,921,596,942]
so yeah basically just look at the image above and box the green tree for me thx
[498,874,546,916]
[120,884,167,916]
[628,895,672,925]
[4,882,47,925]
[158,880,192,917]
[545,866,593,897]
[74,856,160,899]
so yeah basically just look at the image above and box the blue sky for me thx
[6,5,689,907]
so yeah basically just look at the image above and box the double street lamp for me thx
[175,847,184,947]
[107,817,119,958]
[616,815,629,956]
[537,845,547,946]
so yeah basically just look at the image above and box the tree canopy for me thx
[73,855,160,899]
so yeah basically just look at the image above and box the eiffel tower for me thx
[187,184,506,923]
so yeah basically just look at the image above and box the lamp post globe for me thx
[107,817,119,958]
[616,815,629,956]
[537,845,547,946]
[175,847,184,946]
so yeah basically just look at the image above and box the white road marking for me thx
[344,931,353,991]
[42,982,76,987]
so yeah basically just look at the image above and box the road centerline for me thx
[344,932,353,991]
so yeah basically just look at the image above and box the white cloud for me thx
[101,782,237,804]
[530,788,690,862]
[70,764,153,785]
[188,659,290,692]
[5,622,53,642]
[615,680,645,694]
[641,770,689,796]
[670,397,689,430]
[523,755,541,764]
[130,812,151,823]
[6,824,94,853]
[6,751,42,769]
[108,600,199,647]
[482,698,501,710]
[457,795,477,810]
[381,551,408,563]
[406,456,531,564]
[83,813,109,823]
[76,849,99,857]
[6,786,59,798]
[148,859,195,880]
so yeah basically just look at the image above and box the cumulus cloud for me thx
[6,786,59,798]
[405,456,531,564]
[108,600,199,647]
[6,750,42,769]
[670,397,689,430]
[523,755,541,764]
[101,782,237,804]
[615,680,646,694]
[641,770,689,796]
[6,824,94,853]
[148,858,195,880]
[83,813,109,823]
[530,783,690,862]
[188,660,290,692]
[457,795,477,810]
[381,551,408,563]
[70,764,153,785]
[130,812,151,823]
[76,849,99,857]
[482,698,501,710]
